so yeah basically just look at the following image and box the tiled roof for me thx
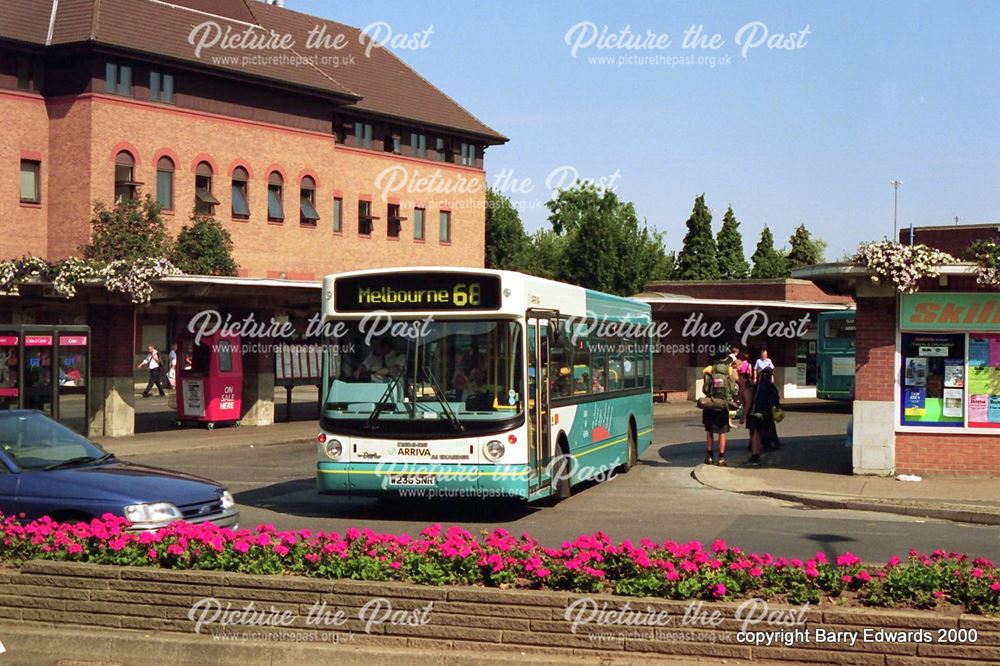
[0,0,506,142]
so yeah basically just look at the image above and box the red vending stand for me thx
[175,333,243,429]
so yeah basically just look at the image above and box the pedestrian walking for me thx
[736,350,753,425]
[752,348,775,384]
[138,344,165,398]
[747,368,781,465]
[700,352,736,466]
[167,343,178,389]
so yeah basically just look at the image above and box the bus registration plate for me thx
[388,474,437,487]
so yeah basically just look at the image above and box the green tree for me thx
[786,224,827,269]
[485,188,525,269]
[674,194,719,280]
[749,226,790,278]
[715,206,749,279]
[515,230,567,281]
[82,194,172,263]
[544,182,672,295]
[170,215,239,276]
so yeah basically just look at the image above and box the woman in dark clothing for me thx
[747,368,780,465]
[736,351,753,425]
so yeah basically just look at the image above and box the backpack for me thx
[698,362,734,410]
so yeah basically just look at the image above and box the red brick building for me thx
[0,0,506,436]
[799,225,1000,477]
[1,0,506,277]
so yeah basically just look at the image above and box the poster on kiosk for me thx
[175,333,242,429]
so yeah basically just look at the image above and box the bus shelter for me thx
[0,324,90,433]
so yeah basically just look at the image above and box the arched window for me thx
[267,171,284,223]
[194,161,218,215]
[299,175,319,226]
[155,156,174,210]
[231,167,250,219]
[114,151,137,202]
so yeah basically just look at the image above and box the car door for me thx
[0,450,21,516]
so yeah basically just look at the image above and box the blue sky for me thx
[296,0,1000,260]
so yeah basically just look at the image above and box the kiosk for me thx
[175,332,243,429]
[0,325,90,433]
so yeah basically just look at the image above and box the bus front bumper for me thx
[316,462,531,500]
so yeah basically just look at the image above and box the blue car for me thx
[0,410,238,530]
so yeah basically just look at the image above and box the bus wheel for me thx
[549,448,572,505]
[620,421,638,473]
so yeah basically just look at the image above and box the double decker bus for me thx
[816,310,856,401]
[316,268,654,503]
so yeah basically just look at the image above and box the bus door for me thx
[527,311,558,492]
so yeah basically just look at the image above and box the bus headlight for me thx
[324,438,343,459]
[483,439,505,461]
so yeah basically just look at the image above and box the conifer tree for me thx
[674,194,719,280]
[716,206,749,279]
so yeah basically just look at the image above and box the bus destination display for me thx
[334,273,502,312]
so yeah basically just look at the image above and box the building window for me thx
[354,121,373,149]
[435,137,447,161]
[439,210,451,243]
[460,142,476,166]
[19,160,40,204]
[16,56,42,92]
[358,200,376,236]
[194,161,218,215]
[333,197,343,233]
[155,157,174,211]
[300,176,320,226]
[149,71,175,103]
[384,131,401,154]
[105,62,132,97]
[114,151,137,203]
[231,167,250,219]
[411,133,427,158]
[267,172,284,223]
[387,203,404,238]
[413,207,425,241]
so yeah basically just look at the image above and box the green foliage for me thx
[170,215,239,276]
[716,206,749,279]
[674,194,719,280]
[786,224,827,269]
[82,194,172,263]
[485,188,526,269]
[515,230,568,281]
[750,226,790,278]
[542,182,672,295]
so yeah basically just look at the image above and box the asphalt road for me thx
[127,406,1000,562]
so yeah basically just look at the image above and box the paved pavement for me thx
[97,400,1000,561]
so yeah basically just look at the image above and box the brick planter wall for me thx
[1,561,999,664]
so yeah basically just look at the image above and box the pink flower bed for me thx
[1,514,998,614]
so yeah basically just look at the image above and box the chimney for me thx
[261,0,285,7]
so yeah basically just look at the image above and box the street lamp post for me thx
[890,180,902,241]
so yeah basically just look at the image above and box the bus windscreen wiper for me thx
[422,365,464,431]
[364,372,403,431]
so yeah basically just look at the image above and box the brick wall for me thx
[0,91,49,259]
[1,560,999,664]
[853,297,896,402]
[896,433,1000,477]
[88,304,136,377]
[645,279,852,305]
[26,94,487,277]
[900,225,1000,257]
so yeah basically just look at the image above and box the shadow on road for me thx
[650,432,852,475]
[234,478,540,523]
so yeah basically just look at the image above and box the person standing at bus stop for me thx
[138,344,165,398]
[701,352,736,466]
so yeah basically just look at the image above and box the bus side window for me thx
[549,318,574,399]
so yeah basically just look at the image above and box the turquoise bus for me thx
[816,310,856,401]
[316,268,654,503]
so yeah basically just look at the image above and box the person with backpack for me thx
[700,351,737,466]
[747,367,781,465]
